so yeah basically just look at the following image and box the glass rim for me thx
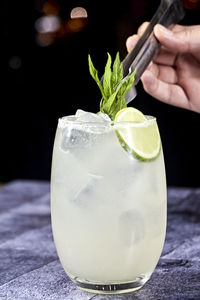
[58,115,157,129]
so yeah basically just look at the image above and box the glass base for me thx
[71,275,149,295]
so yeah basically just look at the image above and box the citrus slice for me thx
[114,107,161,161]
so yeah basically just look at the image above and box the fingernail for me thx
[155,24,173,36]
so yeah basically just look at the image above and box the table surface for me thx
[0,180,200,300]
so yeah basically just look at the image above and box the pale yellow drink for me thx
[51,112,166,294]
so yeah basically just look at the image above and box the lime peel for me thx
[114,107,161,161]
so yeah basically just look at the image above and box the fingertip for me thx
[126,35,138,52]
[154,24,187,53]
[154,24,173,38]
[138,22,149,36]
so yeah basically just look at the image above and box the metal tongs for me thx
[124,0,185,103]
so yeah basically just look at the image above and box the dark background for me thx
[2,0,200,186]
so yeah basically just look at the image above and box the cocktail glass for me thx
[51,115,166,294]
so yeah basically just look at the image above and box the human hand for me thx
[126,23,200,113]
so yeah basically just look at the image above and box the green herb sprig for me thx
[88,52,136,120]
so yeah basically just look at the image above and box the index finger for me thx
[141,70,189,109]
[126,22,149,52]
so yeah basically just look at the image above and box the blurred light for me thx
[35,15,61,33]
[66,18,87,32]
[43,0,60,15]
[182,0,200,9]
[36,32,56,47]
[70,7,88,19]
[9,56,22,70]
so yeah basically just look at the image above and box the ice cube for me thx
[60,114,111,151]
[58,115,77,129]
[97,111,111,122]
[70,129,120,176]
[73,173,103,207]
[75,110,112,134]
[119,210,145,247]
[75,109,104,122]
[60,123,92,149]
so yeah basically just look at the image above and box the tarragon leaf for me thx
[101,90,118,115]
[109,96,127,120]
[88,55,106,101]
[111,52,123,91]
[107,70,136,119]
[103,53,112,98]
[116,69,136,99]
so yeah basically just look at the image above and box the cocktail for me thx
[50,53,167,294]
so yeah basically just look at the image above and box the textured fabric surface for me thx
[0,180,200,300]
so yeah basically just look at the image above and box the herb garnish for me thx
[88,52,136,120]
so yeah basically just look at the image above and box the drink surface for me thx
[51,111,166,284]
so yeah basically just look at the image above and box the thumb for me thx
[154,24,200,54]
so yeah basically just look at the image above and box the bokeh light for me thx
[66,18,87,33]
[35,4,89,46]
[182,0,200,9]
[70,7,88,19]
[36,32,56,47]
[43,0,60,15]
[35,15,61,33]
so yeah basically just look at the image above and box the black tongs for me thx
[124,0,185,103]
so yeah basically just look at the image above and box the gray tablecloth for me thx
[0,180,200,300]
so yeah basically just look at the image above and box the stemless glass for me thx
[50,115,167,294]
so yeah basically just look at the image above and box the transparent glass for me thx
[50,116,167,294]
